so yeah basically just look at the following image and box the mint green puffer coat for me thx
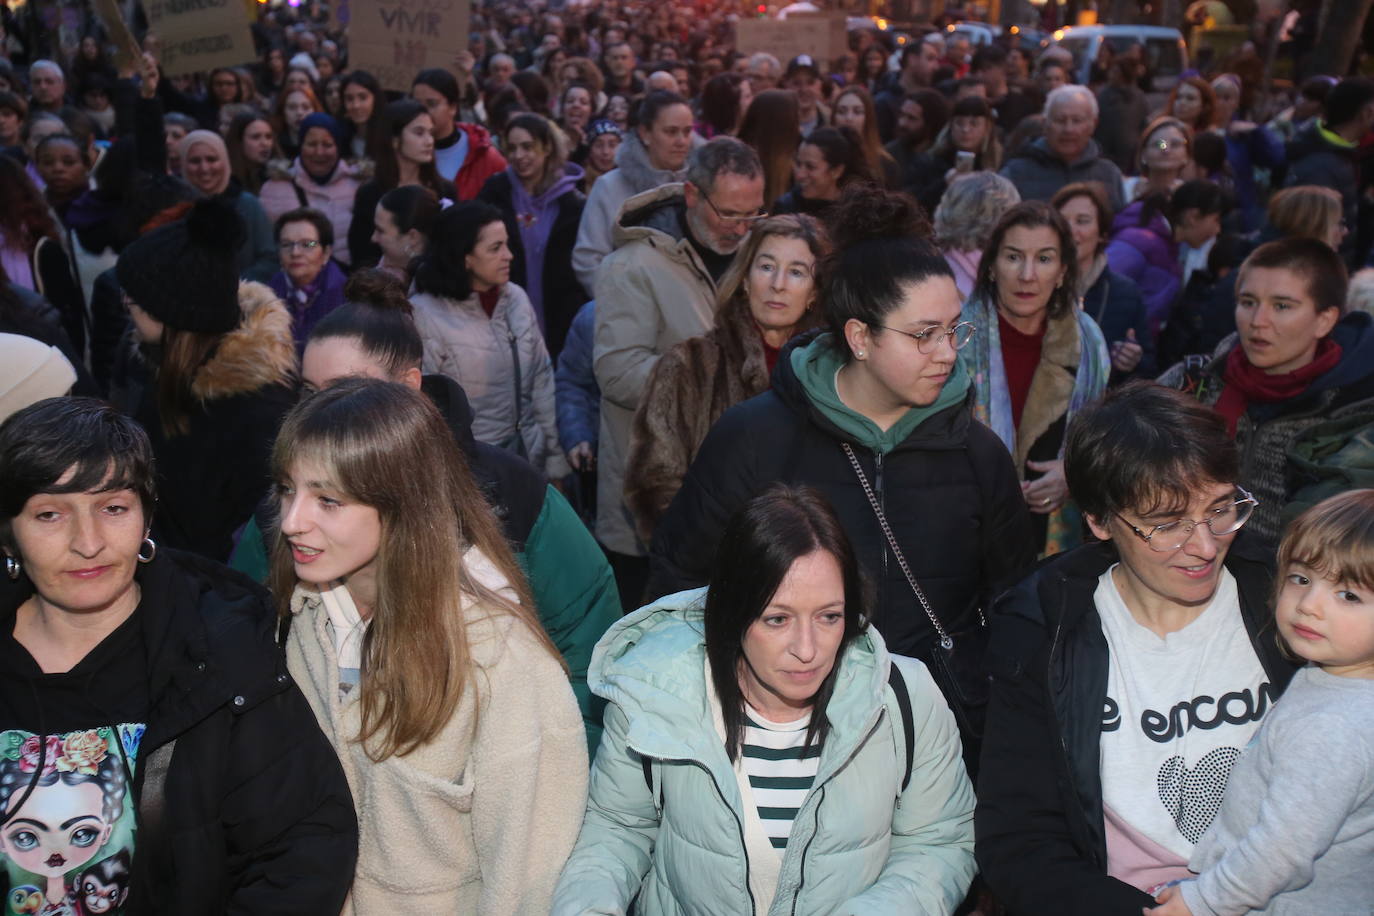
[551,589,976,916]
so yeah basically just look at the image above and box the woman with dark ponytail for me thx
[649,185,1036,756]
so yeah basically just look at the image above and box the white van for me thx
[1051,24,1190,98]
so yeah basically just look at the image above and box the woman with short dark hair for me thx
[976,381,1296,916]
[554,485,975,914]
[0,396,356,913]
[410,201,568,480]
[773,125,873,217]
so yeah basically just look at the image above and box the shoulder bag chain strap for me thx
[841,442,955,650]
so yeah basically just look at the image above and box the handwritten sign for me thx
[145,0,255,76]
[735,14,848,68]
[348,0,470,92]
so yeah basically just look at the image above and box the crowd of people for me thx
[1,0,1373,912]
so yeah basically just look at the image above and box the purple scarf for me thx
[270,259,347,353]
[508,162,583,329]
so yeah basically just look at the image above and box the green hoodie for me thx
[790,333,972,455]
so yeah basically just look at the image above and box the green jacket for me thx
[551,590,976,916]
[230,484,620,753]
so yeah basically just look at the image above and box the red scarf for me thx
[1213,338,1343,436]
[477,285,501,318]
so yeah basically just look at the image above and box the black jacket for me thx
[1285,122,1361,266]
[974,539,1297,916]
[421,373,544,549]
[648,331,1037,657]
[476,171,587,359]
[0,549,357,913]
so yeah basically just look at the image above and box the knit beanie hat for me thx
[300,112,347,152]
[0,334,77,424]
[116,197,245,334]
[587,118,623,141]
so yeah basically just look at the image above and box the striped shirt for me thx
[741,705,822,850]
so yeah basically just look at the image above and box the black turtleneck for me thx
[680,209,735,284]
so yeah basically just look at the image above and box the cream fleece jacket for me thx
[285,550,588,915]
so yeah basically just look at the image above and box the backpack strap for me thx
[887,663,915,794]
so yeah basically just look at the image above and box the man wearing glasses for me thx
[976,382,1298,916]
[593,137,766,607]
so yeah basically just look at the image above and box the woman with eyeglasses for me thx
[976,381,1296,916]
[959,201,1110,556]
[649,185,1037,764]
[1121,116,1193,204]
[624,215,829,542]
[1158,236,1374,545]
[270,207,347,353]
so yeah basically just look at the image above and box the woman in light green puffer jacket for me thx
[551,487,976,916]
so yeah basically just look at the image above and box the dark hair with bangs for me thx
[820,184,949,360]
[1237,236,1349,315]
[1278,489,1374,593]
[705,485,870,763]
[0,398,155,550]
[1064,381,1237,523]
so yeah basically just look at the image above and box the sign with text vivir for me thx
[146,0,255,77]
[349,0,470,92]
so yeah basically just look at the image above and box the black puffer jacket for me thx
[974,539,1296,916]
[649,331,1036,657]
[0,548,357,914]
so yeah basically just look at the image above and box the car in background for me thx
[1051,24,1189,97]
[943,20,1050,51]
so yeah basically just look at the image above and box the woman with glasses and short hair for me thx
[624,214,829,542]
[648,185,1037,764]
[976,381,1297,916]
[270,207,347,353]
[959,201,1110,555]
[1121,116,1194,204]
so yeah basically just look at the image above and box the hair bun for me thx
[185,196,246,252]
[826,185,931,251]
[343,268,413,314]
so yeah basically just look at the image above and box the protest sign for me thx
[145,0,255,76]
[735,13,847,68]
[92,0,142,71]
[348,0,470,92]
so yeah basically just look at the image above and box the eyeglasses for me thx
[1149,138,1184,151]
[700,191,768,226]
[1117,487,1259,552]
[873,321,976,354]
[278,239,322,253]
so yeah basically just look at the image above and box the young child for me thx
[1149,489,1374,915]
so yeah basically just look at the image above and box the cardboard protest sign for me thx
[145,0,255,76]
[348,0,470,92]
[735,13,847,68]
[92,0,143,72]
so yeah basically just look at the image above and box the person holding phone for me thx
[908,97,1004,214]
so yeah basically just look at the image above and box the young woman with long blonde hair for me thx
[269,377,588,914]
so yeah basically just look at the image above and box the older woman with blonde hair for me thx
[625,214,829,539]
[1121,115,1193,203]
[934,171,1021,299]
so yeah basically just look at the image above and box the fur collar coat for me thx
[624,294,821,540]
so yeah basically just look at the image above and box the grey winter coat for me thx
[999,138,1126,211]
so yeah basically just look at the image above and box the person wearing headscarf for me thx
[259,112,366,266]
[178,129,277,281]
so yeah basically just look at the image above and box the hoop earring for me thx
[4,555,19,580]
[137,537,157,564]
